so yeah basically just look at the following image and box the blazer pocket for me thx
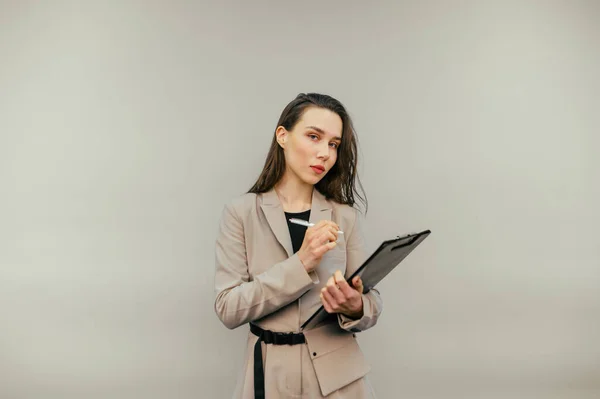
[304,323,371,396]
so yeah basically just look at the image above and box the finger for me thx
[326,275,335,286]
[329,231,338,243]
[327,226,339,241]
[322,230,336,243]
[323,225,338,236]
[314,220,340,234]
[317,220,338,228]
[315,230,336,246]
[353,276,363,287]
[320,291,333,313]
[314,241,336,257]
[334,270,356,297]
[326,274,343,293]
[326,275,346,303]
[313,220,331,232]
[321,288,338,313]
[304,222,321,238]
[327,220,340,231]
[352,276,364,294]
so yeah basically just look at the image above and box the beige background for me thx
[1,1,599,398]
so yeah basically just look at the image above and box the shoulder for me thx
[221,192,258,219]
[226,192,257,210]
[217,193,258,235]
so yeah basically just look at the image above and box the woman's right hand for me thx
[297,220,340,273]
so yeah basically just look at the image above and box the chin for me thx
[302,178,319,186]
[300,173,322,186]
[294,168,327,185]
[308,175,326,185]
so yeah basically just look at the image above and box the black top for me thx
[284,209,311,253]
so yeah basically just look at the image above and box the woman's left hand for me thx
[320,270,364,319]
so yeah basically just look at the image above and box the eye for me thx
[308,134,319,141]
[329,142,338,149]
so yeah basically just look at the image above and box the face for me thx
[276,106,343,186]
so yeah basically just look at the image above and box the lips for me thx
[310,165,325,174]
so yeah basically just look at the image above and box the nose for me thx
[316,143,330,161]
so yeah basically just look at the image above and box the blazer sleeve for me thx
[337,209,383,332]
[213,202,316,330]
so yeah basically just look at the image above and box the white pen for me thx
[288,218,344,234]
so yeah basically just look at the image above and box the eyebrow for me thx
[306,126,342,141]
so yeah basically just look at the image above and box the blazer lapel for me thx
[260,189,294,257]
[309,188,332,228]
[259,188,332,259]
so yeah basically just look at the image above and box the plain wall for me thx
[1,1,598,398]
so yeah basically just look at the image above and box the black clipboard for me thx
[300,229,431,331]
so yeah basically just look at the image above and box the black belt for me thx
[250,323,306,398]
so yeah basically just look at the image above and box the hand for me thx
[297,220,340,273]
[320,270,364,319]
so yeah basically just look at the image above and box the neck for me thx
[274,172,313,212]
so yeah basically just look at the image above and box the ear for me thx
[275,126,288,149]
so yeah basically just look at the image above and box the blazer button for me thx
[313,352,317,356]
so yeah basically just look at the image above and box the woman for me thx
[214,93,383,398]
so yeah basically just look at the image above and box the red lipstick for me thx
[310,165,325,174]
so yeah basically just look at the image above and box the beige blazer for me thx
[214,188,383,397]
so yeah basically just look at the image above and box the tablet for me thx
[300,229,431,331]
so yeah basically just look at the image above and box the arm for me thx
[214,202,315,330]
[337,209,383,332]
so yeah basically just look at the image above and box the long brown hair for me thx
[248,93,367,212]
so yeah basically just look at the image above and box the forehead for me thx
[296,107,343,138]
